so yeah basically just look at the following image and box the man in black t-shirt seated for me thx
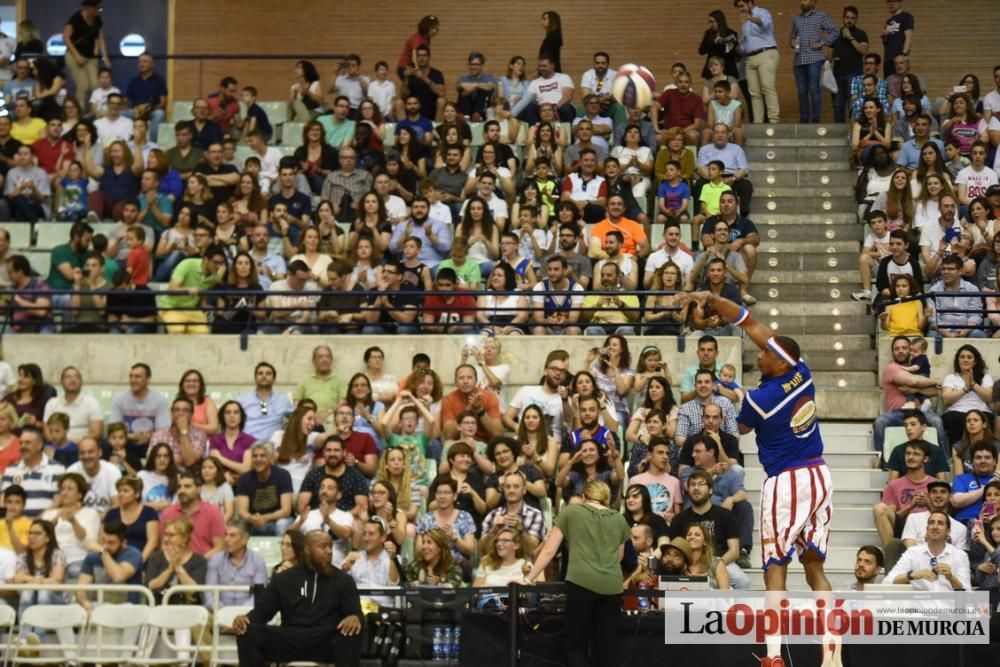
[670,470,750,588]
[236,442,294,536]
[106,269,157,334]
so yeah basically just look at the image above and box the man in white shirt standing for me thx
[43,366,103,443]
[580,51,616,112]
[511,56,575,124]
[885,510,971,591]
[333,54,369,117]
[502,350,569,444]
[367,61,396,117]
[341,517,400,607]
[982,65,1000,123]
[955,141,998,206]
[644,220,694,288]
[246,131,282,193]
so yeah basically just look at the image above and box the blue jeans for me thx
[831,72,855,123]
[794,60,824,123]
[153,250,187,282]
[361,324,419,335]
[873,407,947,454]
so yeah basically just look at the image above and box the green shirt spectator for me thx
[159,256,224,310]
[47,223,94,290]
[436,257,482,289]
[292,344,347,416]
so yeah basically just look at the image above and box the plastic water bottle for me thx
[432,626,444,661]
[442,626,453,662]
[638,580,650,611]
[451,626,461,660]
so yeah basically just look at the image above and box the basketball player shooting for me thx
[685,291,834,667]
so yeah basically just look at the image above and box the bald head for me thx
[303,530,334,574]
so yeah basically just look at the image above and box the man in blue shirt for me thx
[455,52,495,121]
[76,520,143,610]
[124,53,167,141]
[735,0,780,124]
[950,443,999,524]
[238,362,293,442]
[206,520,269,608]
[896,114,943,171]
[388,197,452,268]
[696,124,754,216]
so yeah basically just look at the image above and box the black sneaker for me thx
[736,549,752,569]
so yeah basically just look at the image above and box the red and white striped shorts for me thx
[759,461,833,570]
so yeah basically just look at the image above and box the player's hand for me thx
[232,614,250,634]
[338,614,362,636]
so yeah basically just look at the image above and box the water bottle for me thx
[451,626,461,661]
[638,580,650,611]
[442,626,453,662]
[432,626,444,661]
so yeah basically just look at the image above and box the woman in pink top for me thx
[941,94,988,157]
[177,370,219,435]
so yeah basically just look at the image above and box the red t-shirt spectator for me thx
[127,246,151,286]
[206,94,240,134]
[342,430,378,464]
[398,32,431,70]
[32,138,74,175]
[159,501,225,556]
[880,362,910,412]
[423,293,476,325]
[655,89,705,130]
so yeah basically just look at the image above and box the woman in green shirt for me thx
[525,476,630,667]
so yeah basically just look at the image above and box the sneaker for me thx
[851,289,872,302]
[85,211,100,224]
[17,633,40,658]
[736,549,752,569]
[742,293,758,306]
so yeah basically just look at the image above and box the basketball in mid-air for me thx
[612,64,656,110]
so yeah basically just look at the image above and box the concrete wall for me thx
[1,334,742,398]
[170,0,1000,123]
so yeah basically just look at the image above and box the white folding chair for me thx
[138,605,209,667]
[0,604,16,663]
[208,605,252,667]
[78,603,150,664]
[8,603,87,665]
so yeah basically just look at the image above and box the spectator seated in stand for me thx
[75,519,143,612]
[236,442,294,537]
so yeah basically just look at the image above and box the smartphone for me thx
[952,85,968,94]
[983,501,996,519]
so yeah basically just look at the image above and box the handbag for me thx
[821,61,838,94]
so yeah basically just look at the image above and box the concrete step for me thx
[757,224,862,243]
[755,269,857,284]
[747,145,853,163]
[744,123,852,139]
[757,161,854,172]
[755,196,857,214]
[748,315,874,336]
[748,137,851,148]
[815,388,882,419]
[757,252,857,271]
[744,369,876,387]
[759,241,859,253]
[745,467,885,489]
[748,487,879,505]
[745,451,880,469]
[756,169,858,187]
[750,302,868,317]
[753,283,860,301]
[757,213,858,225]
[742,349,877,373]
[758,186,855,198]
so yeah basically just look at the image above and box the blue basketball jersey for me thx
[737,360,824,477]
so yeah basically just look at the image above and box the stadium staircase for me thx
[739,123,884,588]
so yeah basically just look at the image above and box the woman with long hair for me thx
[31,57,67,120]
[557,439,624,507]
[434,441,488,524]
[395,125,428,184]
[872,169,915,232]
[645,262,690,335]
[139,442,179,511]
[941,93,987,157]
[415,476,477,568]
[213,202,239,257]
[346,372,386,446]
[359,347,396,406]
[685,523,729,589]
[60,98,83,139]
[153,204,197,281]
[405,526,463,587]
[145,516,207,604]
[473,526,534,586]
[0,403,21,474]
[65,252,107,332]
[200,456,234,521]
[485,437,546,510]
[941,344,994,446]
[40,473,99,579]
[627,375,678,441]
[273,528,305,575]
[699,10,739,80]
[524,120,564,175]
[434,101,472,147]
[852,97,892,164]
[465,143,515,201]
[207,400,254,483]
[538,11,563,72]
[610,124,653,200]
[358,479,408,547]
[349,233,383,292]
[357,99,386,147]
[512,180,551,228]
[146,148,184,203]
[913,173,955,231]
[376,447,420,524]
[289,60,323,122]
[879,274,927,336]
[288,226,333,287]
[348,192,390,254]
[293,121,338,194]
[13,519,67,640]
[517,404,559,478]
[476,263,529,335]
[211,252,264,334]
[176,369,218,435]
[182,173,215,226]
[566,370,620,434]
[700,55,741,106]
[229,171,269,233]
[456,196,500,275]
[969,197,997,254]
[654,130,696,185]
[3,363,49,428]
[81,139,139,220]
[890,74,932,119]
[102,476,159,562]
[271,404,318,495]
[498,56,528,108]
[950,409,999,476]
[588,334,636,429]
[525,480,630,666]
[911,142,952,198]
[623,483,669,542]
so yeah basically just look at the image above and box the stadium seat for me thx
[90,222,119,239]
[383,123,395,148]
[247,536,283,570]
[257,102,288,133]
[141,604,210,666]
[34,222,67,251]
[79,603,150,663]
[280,121,304,147]
[156,122,176,150]
[1,222,32,249]
[469,122,484,148]
[171,101,193,122]
[883,425,940,466]
[210,606,253,667]
[24,250,52,277]
[279,145,297,157]
[10,603,87,664]
[233,145,254,169]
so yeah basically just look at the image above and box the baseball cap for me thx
[986,185,1000,197]
[926,480,951,493]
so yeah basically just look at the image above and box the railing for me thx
[0,582,155,606]
[881,291,999,345]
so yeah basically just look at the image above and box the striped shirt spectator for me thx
[0,426,64,516]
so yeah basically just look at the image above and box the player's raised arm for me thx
[687,291,773,350]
